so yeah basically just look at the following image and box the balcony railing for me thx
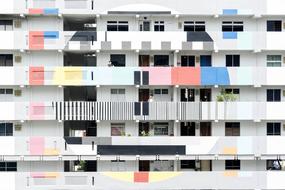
[1,136,285,158]
[2,171,285,189]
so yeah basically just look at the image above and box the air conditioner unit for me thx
[14,123,22,131]
[14,89,22,97]
[178,22,182,29]
[14,20,22,28]
[15,55,22,63]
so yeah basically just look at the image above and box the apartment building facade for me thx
[0,0,285,189]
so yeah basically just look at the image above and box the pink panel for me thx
[29,102,45,120]
[142,67,171,85]
[30,137,44,155]
[28,8,44,14]
[30,172,45,178]
[29,31,44,50]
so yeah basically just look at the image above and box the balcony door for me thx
[140,21,151,31]
[200,89,211,102]
[139,89,150,102]
[200,122,211,136]
[139,55,150,67]
[139,161,150,171]
[180,89,195,102]
[180,122,196,136]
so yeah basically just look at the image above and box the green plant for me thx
[140,130,150,136]
[127,133,131,137]
[216,89,237,102]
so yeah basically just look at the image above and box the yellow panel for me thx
[223,171,238,177]
[223,147,237,154]
[45,172,60,178]
[149,172,182,183]
[52,67,83,85]
[44,148,59,155]
[102,172,133,182]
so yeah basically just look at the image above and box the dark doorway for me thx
[139,55,150,67]
[139,122,150,136]
[139,161,150,171]
[200,122,211,136]
[139,89,150,102]
[181,122,196,136]
[200,89,211,102]
[180,89,195,102]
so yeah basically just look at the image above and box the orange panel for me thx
[29,66,44,85]
[171,67,200,85]
[134,172,149,183]
[29,31,44,50]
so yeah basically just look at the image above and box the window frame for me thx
[225,160,240,170]
[267,89,281,102]
[222,21,244,32]
[0,123,13,136]
[154,21,165,32]
[267,122,281,136]
[226,54,240,67]
[111,123,125,136]
[184,21,206,32]
[107,21,129,31]
[267,55,282,67]
[225,122,240,136]
[267,20,282,32]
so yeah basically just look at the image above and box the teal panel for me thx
[111,67,138,85]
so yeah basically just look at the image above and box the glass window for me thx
[0,20,13,31]
[0,123,13,136]
[181,160,196,169]
[267,123,281,136]
[225,122,240,136]
[107,21,128,31]
[226,55,240,67]
[184,21,205,32]
[111,123,125,136]
[0,54,13,66]
[267,20,282,32]
[154,89,168,95]
[267,89,281,102]
[181,56,195,67]
[153,122,169,136]
[0,162,16,171]
[222,21,243,32]
[110,89,125,102]
[154,21,164,32]
[267,55,282,67]
[225,160,240,170]
[267,160,284,170]
[110,54,125,67]
[154,55,169,66]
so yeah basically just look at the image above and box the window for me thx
[0,20,13,31]
[267,160,284,170]
[154,21,164,31]
[225,88,240,95]
[267,55,282,67]
[181,56,195,67]
[154,55,169,66]
[153,122,169,136]
[110,89,125,101]
[0,162,16,171]
[110,54,125,67]
[222,21,243,32]
[0,123,13,136]
[225,122,240,136]
[200,55,212,67]
[111,123,125,136]
[184,21,205,32]
[267,89,281,102]
[0,54,13,66]
[267,122,281,136]
[180,122,195,136]
[226,55,240,67]
[267,20,282,32]
[181,160,196,169]
[0,89,13,95]
[154,89,168,95]
[180,89,195,102]
[225,160,240,170]
[107,21,128,31]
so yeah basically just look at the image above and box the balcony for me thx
[0,136,285,158]
[2,101,285,121]
[1,171,285,189]
[0,66,281,86]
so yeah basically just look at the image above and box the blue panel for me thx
[223,9,238,15]
[201,67,217,85]
[44,8,59,15]
[216,67,230,85]
[44,31,59,39]
[201,67,230,85]
[223,32,237,39]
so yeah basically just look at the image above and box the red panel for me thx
[28,8,44,14]
[29,66,44,85]
[134,172,149,183]
[29,31,44,50]
[171,67,200,85]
